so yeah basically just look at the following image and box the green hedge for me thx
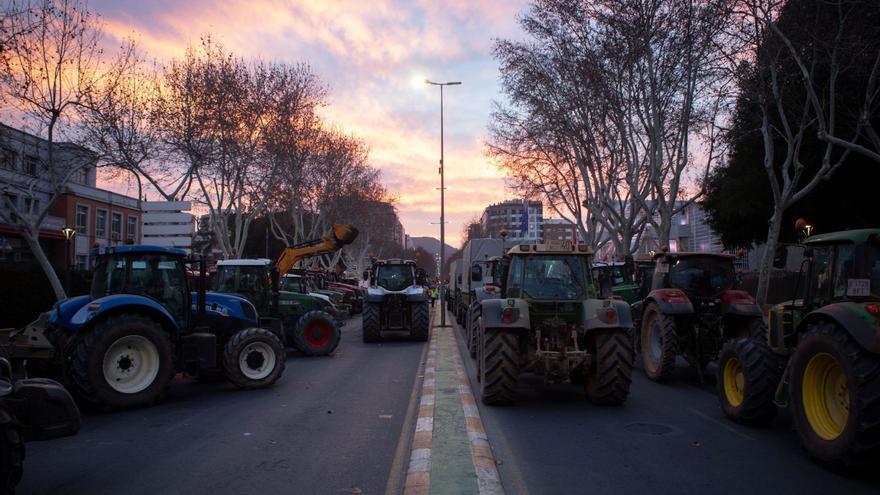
[0,263,91,329]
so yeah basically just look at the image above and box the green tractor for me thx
[213,260,341,356]
[593,260,641,304]
[717,228,880,472]
[475,241,634,406]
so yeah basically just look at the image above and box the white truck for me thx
[453,238,505,325]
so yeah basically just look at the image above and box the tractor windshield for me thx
[376,265,414,291]
[91,253,188,321]
[667,256,736,299]
[517,255,588,300]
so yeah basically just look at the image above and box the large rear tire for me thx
[71,314,174,409]
[717,338,779,424]
[467,302,480,359]
[734,317,768,340]
[362,302,381,343]
[790,322,880,472]
[480,328,519,405]
[585,330,633,406]
[223,328,285,389]
[411,302,430,342]
[640,303,677,382]
[293,311,341,356]
[0,407,24,495]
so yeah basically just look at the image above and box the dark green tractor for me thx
[213,260,341,356]
[475,241,634,406]
[593,261,640,304]
[717,228,880,472]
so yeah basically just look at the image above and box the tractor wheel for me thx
[585,330,634,406]
[717,338,779,424]
[640,303,678,382]
[362,302,381,343]
[223,328,285,390]
[735,317,768,340]
[71,314,174,409]
[293,311,340,356]
[467,302,480,359]
[411,302,430,342]
[480,328,518,405]
[790,322,880,472]
[0,407,24,495]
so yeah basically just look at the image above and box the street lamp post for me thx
[425,79,460,328]
[61,227,76,295]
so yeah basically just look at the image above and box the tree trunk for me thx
[22,228,66,300]
[756,207,784,307]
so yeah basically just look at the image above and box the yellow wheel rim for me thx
[723,357,745,407]
[802,352,849,441]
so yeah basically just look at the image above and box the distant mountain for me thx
[411,236,458,261]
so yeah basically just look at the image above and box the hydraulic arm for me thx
[275,224,359,275]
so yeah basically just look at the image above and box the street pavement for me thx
[15,309,880,495]
[448,310,880,495]
[17,317,426,495]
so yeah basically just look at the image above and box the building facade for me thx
[480,199,543,242]
[0,124,141,269]
[542,218,579,243]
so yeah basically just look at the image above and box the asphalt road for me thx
[17,316,427,495]
[450,310,880,495]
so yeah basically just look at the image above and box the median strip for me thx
[403,305,505,495]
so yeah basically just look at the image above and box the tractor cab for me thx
[768,229,880,352]
[651,252,738,301]
[90,246,191,327]
[213,259,275,316]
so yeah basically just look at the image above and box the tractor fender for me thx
[403,286,428,302]
[798,303,880,354]
[720,290,763,317]
[479,298,530,332]
[582,299,633,331]
[48,295,91,328]
[66,294,179,334]
[645,289,694,315]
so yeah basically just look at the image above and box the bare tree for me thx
[727,0,868,304]
[0,0,119,299]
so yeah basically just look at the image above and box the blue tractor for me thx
[0,245,286,410]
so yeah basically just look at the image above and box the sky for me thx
[90,0,532,247]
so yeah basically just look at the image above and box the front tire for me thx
[717,338,779,424]
[640,303,677,382]
[223,328,285,389]
[790,323,880,472]
[585,330,633,405]
[71,314,174,409]
[293,311,341,356]
[362,302,381,343]
[480,328,518,405]
[0,407,24,495]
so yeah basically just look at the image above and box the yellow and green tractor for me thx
[717,228,880,472]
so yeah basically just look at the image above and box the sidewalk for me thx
[403,304,504,495]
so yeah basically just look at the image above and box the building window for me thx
[75,204,89,234]
[127,215,137,241]
[95,209,107,237]
[72,167,89,185]
[1,148,16,171]
[23,197,39,214]
[111,212,122,241]
[24,155,38,176]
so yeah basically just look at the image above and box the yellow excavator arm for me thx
[275,224,359,275]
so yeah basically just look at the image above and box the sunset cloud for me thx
[91,0,529,246]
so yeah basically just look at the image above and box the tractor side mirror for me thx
[773,245,788,269]
[362,270,369,281]
[416,268,427,286]
[471,265,482,282]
